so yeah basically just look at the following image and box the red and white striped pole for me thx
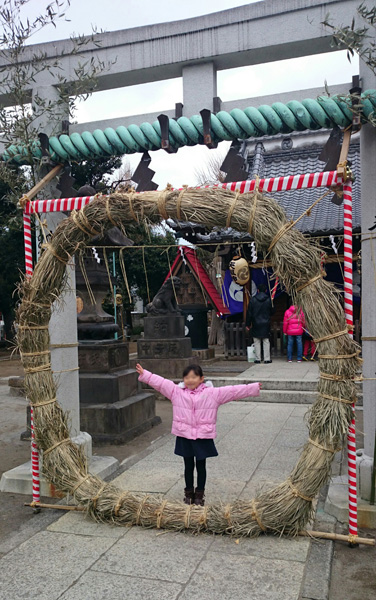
[23,210,41,506]
[30,406,41,505]
[271,277,279,301]
[343,180,357,538]
[23,213,33,277]
[343,181,354,336]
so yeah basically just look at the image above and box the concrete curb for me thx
[300,486,336,600]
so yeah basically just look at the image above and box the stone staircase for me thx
[192,357,363,405]
[207,376,318,404]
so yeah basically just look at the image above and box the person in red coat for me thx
[303,330,316,361]
[283,305,305,362]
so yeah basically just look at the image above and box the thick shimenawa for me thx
[17,186,360,537]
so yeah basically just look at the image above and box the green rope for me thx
[2,90,375,165]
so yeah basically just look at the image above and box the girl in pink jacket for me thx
[136,363,261,507]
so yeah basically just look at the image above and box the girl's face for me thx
[183,370,205,390]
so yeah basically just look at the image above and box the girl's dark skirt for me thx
[174,436,218,460]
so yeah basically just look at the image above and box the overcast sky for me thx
[21,0,359,189]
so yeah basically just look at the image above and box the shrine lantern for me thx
[229,256,250,286]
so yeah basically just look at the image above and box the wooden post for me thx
[19,164,63,208]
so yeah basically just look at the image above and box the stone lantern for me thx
[75,201,160,444]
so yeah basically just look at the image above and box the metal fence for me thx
[224,320,361,359]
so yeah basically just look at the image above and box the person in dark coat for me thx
[246,283,275,364]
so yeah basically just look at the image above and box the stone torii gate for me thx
[0,0,375,510]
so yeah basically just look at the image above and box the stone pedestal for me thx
[137,315,199,378]
[0,453,119,498]
[325,475,376,529]
[79,340,161,444]
[192,348,215,361]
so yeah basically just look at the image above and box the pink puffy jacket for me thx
[283,306,305,336]
[139,369,260,440]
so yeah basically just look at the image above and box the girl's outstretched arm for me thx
[136,364,177,401]
[214,382,261,405]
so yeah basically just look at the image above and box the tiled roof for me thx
[168,132,360,240]
[248,141,360,234]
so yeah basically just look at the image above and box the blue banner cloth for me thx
[222,270,244,314]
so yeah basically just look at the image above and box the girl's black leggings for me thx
[183,457,206,490]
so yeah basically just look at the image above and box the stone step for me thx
[203,364,254,373]
[8,375,25,397]
[162,377,362,405]
[80,391,161,444]
[243,389,317,404]
[79,368,139,404]
[9,386,26,397]
[239,389,362,405]
[207,376,319,392]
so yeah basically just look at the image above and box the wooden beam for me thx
[19,164,63,209]
[299,529,375,546]
[24,502,85,511]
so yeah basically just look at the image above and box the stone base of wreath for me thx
[0,432,119,497]
[325,474,376,529]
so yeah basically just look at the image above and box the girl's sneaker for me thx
[288,360,292,363]
[302,356,309,361]
[297,360,302,363]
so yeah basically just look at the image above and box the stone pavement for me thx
[0,400,314,600]
[1,357,374,599]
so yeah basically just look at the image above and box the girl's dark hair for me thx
[182,364,203,378]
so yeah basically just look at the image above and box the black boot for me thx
[184,488,194,505]
[194,488,205,506]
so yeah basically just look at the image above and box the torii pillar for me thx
[326,66,376,525]
[0,85,119,497]
[357,64,376,501]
